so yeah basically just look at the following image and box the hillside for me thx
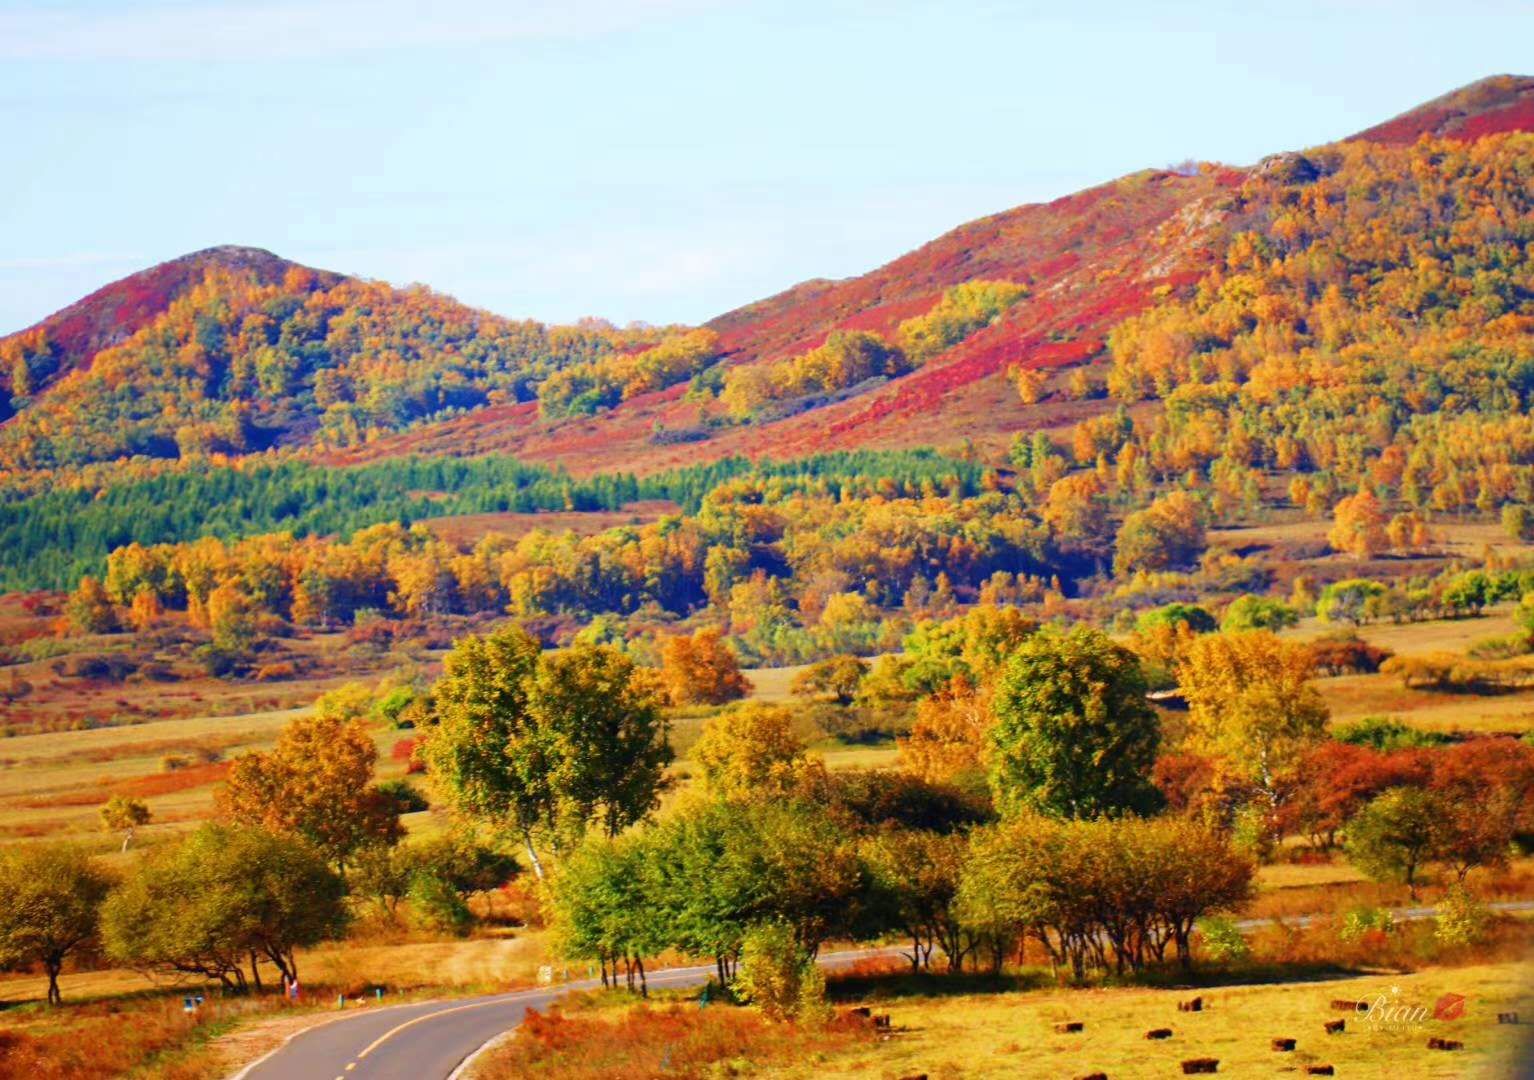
[0,245,336,412]
[3,76,1531,487]
[1348,73,1534,145]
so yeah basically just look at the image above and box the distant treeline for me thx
[0,449,981,591]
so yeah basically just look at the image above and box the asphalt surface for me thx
[234,948,896,1080]
[235,902,1534,1080]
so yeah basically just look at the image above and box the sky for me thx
[1,0,1530,334]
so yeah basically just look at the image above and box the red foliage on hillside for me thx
[1348,74,1534,145]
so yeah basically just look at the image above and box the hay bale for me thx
[1271,1038,1296,1051]
[1498,1012,1519,1024]
[1178,997,1203,1012]
[1180,1059,1219,1074]
[1075,1074,1109,1080]
[1305,1066,1335,1076]
[1330,999,1369,1013]
[1427,1037,1464,1051]
[1146,1028,1174,1040]
[1055,1021,1085,1033]
[1323,1019,1345,1035]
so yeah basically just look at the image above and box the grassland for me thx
[773,960,1534,1079]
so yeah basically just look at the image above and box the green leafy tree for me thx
[1221,595,1300,632]
[1344,786,1445,898]
[861,829,973,973]
[526,642,672,839]
[1317,579,1387,625]
[102,824,346,991]
[0,844,112,1004]
[986,625,1161,818]
[421,625,554,876]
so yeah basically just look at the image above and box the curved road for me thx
[234,902,1534,1079]
[233,949,895,1080]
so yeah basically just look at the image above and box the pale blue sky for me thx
[1,0,1529,334]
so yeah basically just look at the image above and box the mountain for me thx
[2,76,1531,487]
[0,246,337,401]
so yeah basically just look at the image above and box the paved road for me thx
[234,948,896,1080]
[235,902,1534,1080]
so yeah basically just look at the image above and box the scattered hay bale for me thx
[1323,1019,1345,1035]
[1146,1028,1174,1040]
[1178,996,1203,1012]
[1330,999,1369,1013]
[1055,1021,1085,1033]
[895,1075,927,1080]
[848,1006,871,1018]
[1499,1012,1519,1024]
[1075,1074,1108,1080]
[1271,1038,1296,1051]
[1180,1059,1219,1074]
[1427,1037,1464,1051]
[874,1014,892,1031]
[1305,1066,1335,1076]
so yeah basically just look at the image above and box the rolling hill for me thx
[2,74,1531,487]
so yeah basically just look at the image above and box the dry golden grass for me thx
[780,960,1534,1080]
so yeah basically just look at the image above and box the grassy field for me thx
[772,961,1534,1079]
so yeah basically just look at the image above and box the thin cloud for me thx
[0,0,720,61]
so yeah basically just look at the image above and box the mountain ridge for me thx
[2,75,1531,483]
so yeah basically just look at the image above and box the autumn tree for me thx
[790,655,869,706]
[1178,631,1328,806]
[65,575,117,634]
[1329,489,1388,558]
[1013,366,1047,404]
[100,795,151,852]
[660,627,750,705]
[899,681,991,786]
[986,625,1161,819]
[0,844,113,1005]
[217,709,401,870]
[692,703,806,800]
[1113,491,1207,575]
[1041,472,1110,544]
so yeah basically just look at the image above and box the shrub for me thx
[1338,905,1394,943]
[1434,883,1491,948]
[734,922,826,1023]
[1334,716,1449,751]
[1307,633,1392,675]
[1196,916,1250,963]
[1231,803,1277,863]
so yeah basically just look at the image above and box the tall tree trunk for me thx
[522,831,546,881]
[45,959,61,1006]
